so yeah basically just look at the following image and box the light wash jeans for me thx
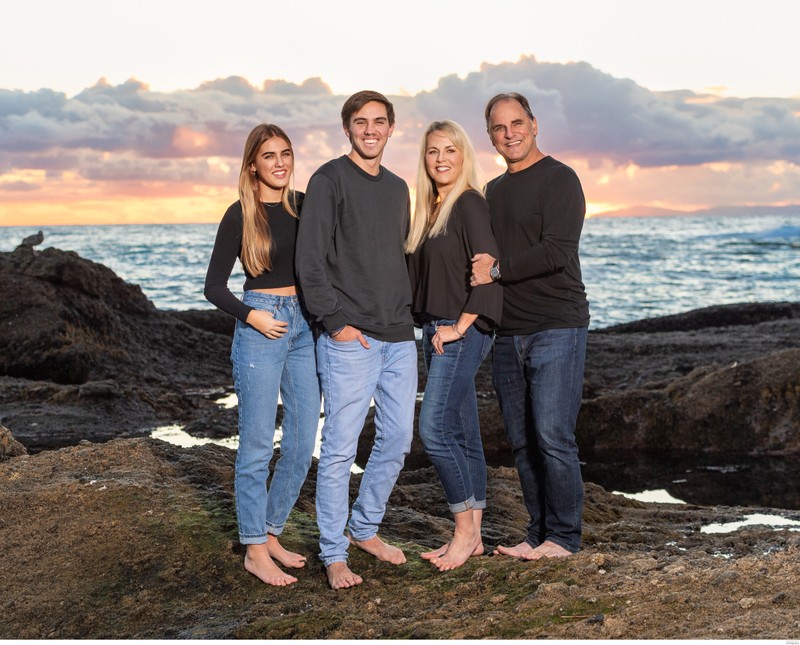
[419,320,493,513]
[231,291,320,545]
[492,327,588,553]
[315,333,417,566]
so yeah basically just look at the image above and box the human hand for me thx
[431,324,463,355]
[470,253,496,286]
[246,308,289,339]
[331,324,370,349]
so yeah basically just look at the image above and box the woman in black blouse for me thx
[406,120,503,571]
[204,124,320,586]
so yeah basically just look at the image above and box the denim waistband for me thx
[421,316,457,325]
[242,291,304,306]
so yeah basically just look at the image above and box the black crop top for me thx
[204,195,303,323]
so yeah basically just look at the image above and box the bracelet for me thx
[330,326,345,338]
[452,324,465,339]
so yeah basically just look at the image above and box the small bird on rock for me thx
[21,230,44,247]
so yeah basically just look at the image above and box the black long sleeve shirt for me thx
[486,156,590,335]
[407,189,503,332]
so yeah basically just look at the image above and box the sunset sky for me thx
[1,0,799,226]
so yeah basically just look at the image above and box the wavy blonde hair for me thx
[238,124,298,276]
[405,120,482,254]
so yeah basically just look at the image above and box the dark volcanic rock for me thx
[578,347,800,457]
[575,302,800,459]
[598,301,800,334]
[0,423,27,461]
[167,308,235,336]
[183,406,239,439]
[0,245,232,450]
[0,245,153,383]
[584,315,799,396]
[0,245,229,385]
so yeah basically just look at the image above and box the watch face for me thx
[490,265,500,279]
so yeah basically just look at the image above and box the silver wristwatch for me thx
[489,259,501,281]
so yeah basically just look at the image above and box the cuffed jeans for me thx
[420,320,493,513]
[315,333,417,566]
[492,327,587,553]
[231,292,320,545]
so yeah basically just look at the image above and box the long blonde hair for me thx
[238,124,298,275]
[405,120,482,254]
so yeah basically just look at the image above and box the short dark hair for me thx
[341,90,395,128]
[484,92,534,128]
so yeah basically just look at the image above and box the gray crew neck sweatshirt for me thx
[295,155,414,342]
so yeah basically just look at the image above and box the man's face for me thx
[487,99,538,168]
[345,101,394,162]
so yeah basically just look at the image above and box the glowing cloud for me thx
[2,58,800,225]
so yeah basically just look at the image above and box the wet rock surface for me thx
[1,436,799,639]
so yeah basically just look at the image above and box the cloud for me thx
[417,56,800,167]
[0,180,39,192]
[0,76,343,162]
[1,58,799,217]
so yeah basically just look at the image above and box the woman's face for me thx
[251,137,293,196]
[425,130,463,194]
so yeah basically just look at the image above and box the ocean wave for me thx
[3,215,798,327]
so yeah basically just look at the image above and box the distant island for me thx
[594,203,800,218]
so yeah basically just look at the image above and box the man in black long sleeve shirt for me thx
[296,91,417,590]
[472,92,589,559]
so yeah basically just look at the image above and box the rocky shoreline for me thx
[1,244,799,638]
[3,435,799,639]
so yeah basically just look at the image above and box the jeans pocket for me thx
[326,334,363,352]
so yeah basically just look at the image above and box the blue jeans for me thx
[315,334,417,566]
[492,327,587,553]
[231,292,320,545]
[420,320,493,513]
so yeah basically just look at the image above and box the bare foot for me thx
[267,534,307,569]
[420,542,449,560]
[492,541,537,558]
[528,540,573,560]
[244,544,298,586]
[431,531,483,572]
[493,540,573,560]
[422,540,484,561]
[348,534,406,565]
[326,561,363,590]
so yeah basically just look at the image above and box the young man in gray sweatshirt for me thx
[295,90,417,590]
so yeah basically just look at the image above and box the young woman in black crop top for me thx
[204,124,320,587]
[406,120,502,572]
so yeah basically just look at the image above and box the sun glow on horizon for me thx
[0,195,230,227]
[586,202,622,218]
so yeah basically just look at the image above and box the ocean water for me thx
[580,214,800,327]
[3,213,798,328]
